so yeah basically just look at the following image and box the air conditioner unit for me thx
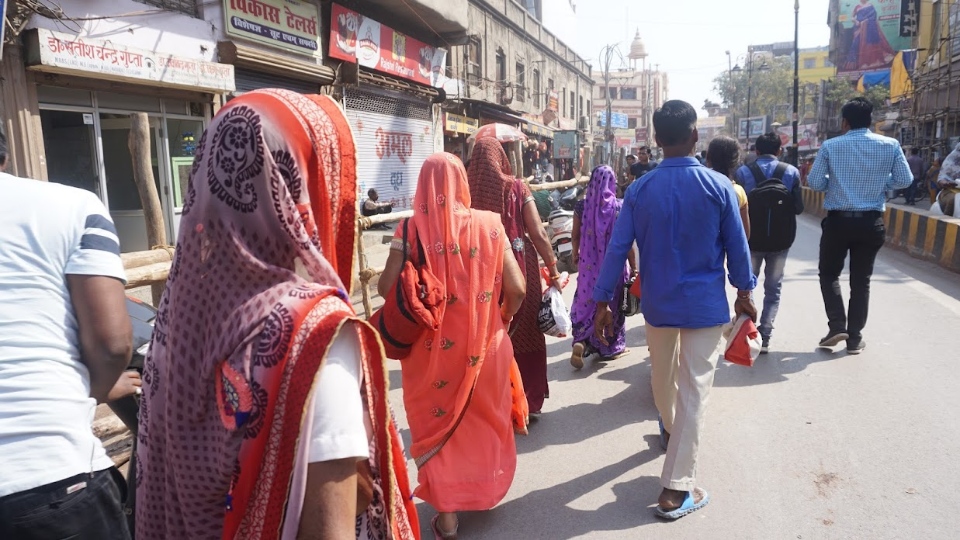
[579,116,589,131]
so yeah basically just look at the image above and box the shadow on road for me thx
[713,348,838,387]
[423,443,666,539]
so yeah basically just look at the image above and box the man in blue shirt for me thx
[593,100,757,520]
[808,97,913,353]
[734,132,804,354]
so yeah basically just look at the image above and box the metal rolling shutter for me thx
[234,68,319,94]
[344,88,434,212]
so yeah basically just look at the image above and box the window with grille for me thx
[533,69,541,108]
[620,87,637,100]
[467,37,483,86]
[569,91,574,118]
[516,63,525,102]
[135,0,200,17]
[803,58,816,69]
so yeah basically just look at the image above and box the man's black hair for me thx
[911,147,920,155]
[653,100,697,146]
[755,132,782,156]
[367,188,377,198]
[0,129,8,168]
[842,97,873,130]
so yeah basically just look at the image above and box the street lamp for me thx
[731,52,770,144]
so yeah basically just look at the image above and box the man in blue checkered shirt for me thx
[807,97,913,354]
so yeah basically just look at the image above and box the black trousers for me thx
[818,212,886,342]
[0,468,130,540]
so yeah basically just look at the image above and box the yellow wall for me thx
[798,49,836,83]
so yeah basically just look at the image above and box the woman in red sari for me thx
[137,89,418,540]
[379,153,527,539]
[467,138,563,416]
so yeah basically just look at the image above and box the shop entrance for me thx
[37,86,207,252]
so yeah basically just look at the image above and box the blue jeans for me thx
[751,249,789,340]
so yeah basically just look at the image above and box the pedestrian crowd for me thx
[0,91,919,539]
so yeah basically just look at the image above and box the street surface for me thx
[384,213,960,539]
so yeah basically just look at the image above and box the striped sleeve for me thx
[65,194,127,283]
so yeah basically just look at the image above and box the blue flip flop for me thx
[658,416,668,451]
[655,488,710,520]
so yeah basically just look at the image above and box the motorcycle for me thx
[546,186,582,274]
[106,296,156,534]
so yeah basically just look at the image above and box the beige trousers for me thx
[645,324,724,492]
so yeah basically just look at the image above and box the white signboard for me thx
[29,28,236,93]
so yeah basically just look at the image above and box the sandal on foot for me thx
[655,488,710,520]
[570,342,585,370]
[431,515,458,540]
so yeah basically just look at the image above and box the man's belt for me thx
[828,210,883,218]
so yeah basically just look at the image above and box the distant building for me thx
[592,31,669,153]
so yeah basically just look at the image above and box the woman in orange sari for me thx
[378,153,527,539]
[137,89,418,540]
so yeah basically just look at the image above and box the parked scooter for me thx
[106,296,156,535]
[546,186,582,274]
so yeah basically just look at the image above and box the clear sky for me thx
[569,0,832,115]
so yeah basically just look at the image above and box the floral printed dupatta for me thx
[136,90,418,540]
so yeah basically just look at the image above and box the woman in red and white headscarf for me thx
[136,89,419,540]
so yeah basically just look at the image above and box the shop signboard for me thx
[554,130,579,160]
[329,3,447,88]
[836,0,912,77]
[738,116,767,140]
[596,111,628,129]
[224,0,321,58]
[443,113,478,136]
[26,28,236,93]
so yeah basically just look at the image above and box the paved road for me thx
[384,213,960,539]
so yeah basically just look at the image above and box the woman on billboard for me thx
[843,0,896,71]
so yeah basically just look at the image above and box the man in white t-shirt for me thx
[0,131,134,539]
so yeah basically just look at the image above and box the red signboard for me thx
[330,3,447,87]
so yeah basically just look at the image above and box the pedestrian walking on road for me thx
[0,131,134,539]
[569,165,637,369]
[808,97,913,354]
[467,138,563,417]
[905,147,925,204]
[706,135,751,239]
[380,153,528,540]
[734,132,805,354]
[136,90,419,540]
[593,100,757,520]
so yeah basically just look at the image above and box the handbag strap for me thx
[403,218,427,267]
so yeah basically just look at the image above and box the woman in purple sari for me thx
[569,166,637,369]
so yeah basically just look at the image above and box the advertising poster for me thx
[836,0,911,76]
[224,0,321,58]
[329,3,447,87]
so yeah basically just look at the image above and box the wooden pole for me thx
[128,113,167,305]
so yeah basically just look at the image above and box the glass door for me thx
[164,118,204,240]
[99,113,167,252]
[39,110,101,198]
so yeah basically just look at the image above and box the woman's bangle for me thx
[550,273,562,281]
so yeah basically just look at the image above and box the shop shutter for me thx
[344,88,435,212]
[234,68,319,95]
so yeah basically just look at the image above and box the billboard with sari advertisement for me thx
[329,3,447,87]
[836,0,913,77]
[775,124,820,151]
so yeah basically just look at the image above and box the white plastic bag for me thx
[538,286,572,338]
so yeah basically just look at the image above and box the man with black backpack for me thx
[734,132,804,354]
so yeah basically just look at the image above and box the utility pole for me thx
[792,0,800,164]
[599,43,623,165]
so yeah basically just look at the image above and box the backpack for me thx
[746,162,796,252]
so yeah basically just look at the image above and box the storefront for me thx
[217,0,333,95]
[328,3,446,211]
[23,28,235,252]
[442,112,478,163]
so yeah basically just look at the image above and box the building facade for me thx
[444,0,593,178]
[591,32,668,157]
[1,0,469,250]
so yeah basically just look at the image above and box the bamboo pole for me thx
[128,113,167,304]
[125,263,172,290]
[528,175,588,192]
[357,210,413,231]
[121,248,173,269]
